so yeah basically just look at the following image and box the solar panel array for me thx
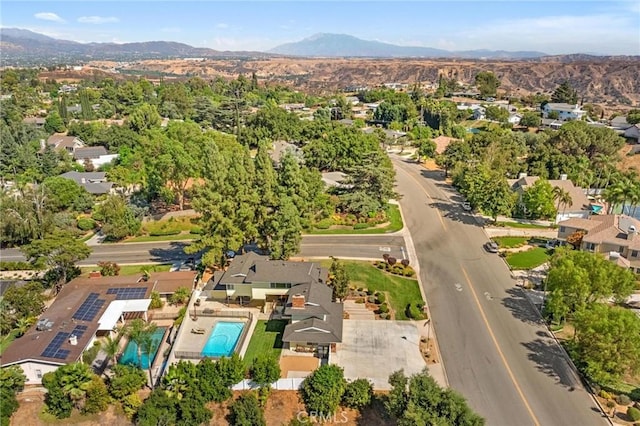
[41,332,71,359]
[106,287,147,300]
[70,324,88,338]
[72,293,105,321]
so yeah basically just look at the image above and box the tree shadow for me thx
[520,337,581,390]
[428,201,481,226]
[500,287,544,325]
[148,241,192,263]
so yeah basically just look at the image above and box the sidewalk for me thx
[484,227,559,239]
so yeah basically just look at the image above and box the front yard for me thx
[505,247,551,270]
[323,260,423,320]
[243,319,287,367]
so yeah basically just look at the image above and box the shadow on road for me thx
[520,337,581,390]
[501,287,544,325]
[148,242,191,263]
[428,201,480,226]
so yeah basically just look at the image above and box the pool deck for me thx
[167,292,259,367]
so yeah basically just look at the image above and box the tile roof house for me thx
[60,171,114,195]
[508,174,591,223]
[1,271,196,384]
[46,134,85,153]
[557,214,640,272]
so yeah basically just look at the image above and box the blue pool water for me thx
[119,327,166,369]
[201,321,245,357]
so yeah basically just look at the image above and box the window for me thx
[632,250,639,258]
[226,284,235,290]
[585,242,595,251]
[36,369,42,379]
[619,246,625,253]
[270,283,291,289]
[559,226,566,233]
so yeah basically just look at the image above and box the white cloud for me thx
[215,23,229,29]
[34,12,65,23]
[77,16,119,24]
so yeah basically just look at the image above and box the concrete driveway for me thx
[332,320,425,390]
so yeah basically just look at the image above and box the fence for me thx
[232,378,305,391]
[148,311,180,320]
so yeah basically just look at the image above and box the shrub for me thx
[378,303,389,314]
[631,387,640,402]
[122,393,142,419]
[300,365,346,415]
[616,394,632,406]
[98,261,120,276]
[405,303,424,320]
[366,288,374,296]
[342,379,373,409]
[628,407,640,422]
[77,217,96,231]
[367,296,376,304]
[314,218,333,229]
[401,259,410,267]
[83,376,109,414]
[599,390,612,400]
[376,293,386,304]
[355,298,365,304]
[230,392,266,426]
[387,257,397,265]
[380,312,389,319]
[189,227,203,235]
[353,222,370,230]
[149,228,181,236]
[0,261,33,271]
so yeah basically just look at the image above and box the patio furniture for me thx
[191,327,206,334]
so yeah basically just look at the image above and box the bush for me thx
[631,387,640,402]
[314,218,333,229]
[628,407,640,422]
[77,217,96,231]
[300,365,346,415]
[599,390,612,400]
[616,394,632,406]
[376,293,386,304]
[353,222,370,230]
[401,259,410,267]
[122,393,142,419]
[342,379,373,409]
[149,291,164,309]
[189,227,203,235]
[98,261,120,276]
[366,288,374,296]
[378,303,389,314]
[230,392,266,426]
[405,303,424,320]
[0,261,33,271]
[149,228,181,236]
[380,312,389,320]
[367,296,376,304]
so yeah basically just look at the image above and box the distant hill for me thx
[269,33,548,59]
[0,28,268,63]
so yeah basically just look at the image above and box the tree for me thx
[459,163,514,222]
[300,364,346,415]
[520,111,541,128]
[0,281,45,333]
[545,250,636,322]
[20,232,91,291]
[108,365,147,400]
[135,389,178,426]
[229,392,266,426]
[83,376,109,414]
[574,304,640,385]
[176,396,212,426]
[553,186,572,216]
[552,81,578,104]
[42,362,96,417]
[92,195,141,241]
[417,139,436,162]
[44,110,65,133]
[169,287,191,305]
[627,109,640,125]
[475,71,500,97]
[103,334,122,369]
[437,139,471,177]
[342,378,373,409]
[98,261,120,276]
[485,105,509,122]
[250,353,281,388]
[520,179,557,220]
[329,258,349,302]
[125,319,158,370]
[267,195,302,260]
[387,369,484,425]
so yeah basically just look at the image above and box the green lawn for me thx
[322,260,423,320]
[495,221,553,229]
[493,236,529,248]
[307,204,403,235]
[243,319,287,367]
[122,233,196,243]
[505,248,551,270]
[81,263,171,276]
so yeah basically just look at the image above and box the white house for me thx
[541,103,586,121]
[73,146,119,168]
[508,113,522,125]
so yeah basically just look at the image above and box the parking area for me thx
[332,320,425,390]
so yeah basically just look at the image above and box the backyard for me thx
[322,260,423,320]
[243,319,287,367]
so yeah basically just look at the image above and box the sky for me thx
[1,1,639,55]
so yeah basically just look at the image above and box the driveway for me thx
[332,320,425,390]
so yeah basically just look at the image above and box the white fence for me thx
[232,378,305,391]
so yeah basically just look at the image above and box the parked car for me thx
[461,202,472,211]
[484,241,499,253]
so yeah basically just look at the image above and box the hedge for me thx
[353,222,371,230]
[149,229,181,236]
[77,217,96,231]
[405,303,424,320]
[314,218,334,229]
[628,407,640,422]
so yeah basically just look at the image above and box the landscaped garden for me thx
[323,260,424,320]
[493,236,529,248]
[308,204,403,235]
[243,319,287,368]
[504,247,551,270]
[123,216,202,243]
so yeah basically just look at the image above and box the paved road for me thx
[391,156,604,426]
[0,235,405,266]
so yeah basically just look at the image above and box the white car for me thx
[461,202,472,211]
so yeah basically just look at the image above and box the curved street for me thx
[391,155,604,426]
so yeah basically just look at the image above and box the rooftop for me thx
[559,214,640,250]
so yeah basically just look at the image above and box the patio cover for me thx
[97,299,151,331]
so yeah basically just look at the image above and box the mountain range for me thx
[1,28,554,63]
[268,33,547,59]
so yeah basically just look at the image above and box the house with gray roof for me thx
[203,252,343,354]
[541,103,586,121]
[60,171,114,195]
[73,146,119,169]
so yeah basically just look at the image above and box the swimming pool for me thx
[119,326,166,369]
[201,321,245,357]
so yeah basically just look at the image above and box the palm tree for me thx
[103,334,121,369]
[552,187,572,219]
[14,316,36,337]
[59,362,93,410]
[604,180,627,214]
[125,319,157,370]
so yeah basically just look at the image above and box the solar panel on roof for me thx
[41,332,69,358]
[106,287,147,300]
[73,294,105,321]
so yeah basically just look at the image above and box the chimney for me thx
[518,172,527,179]
[89,271,102,278]
[560,174,568,181]
[291,294,305,309]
